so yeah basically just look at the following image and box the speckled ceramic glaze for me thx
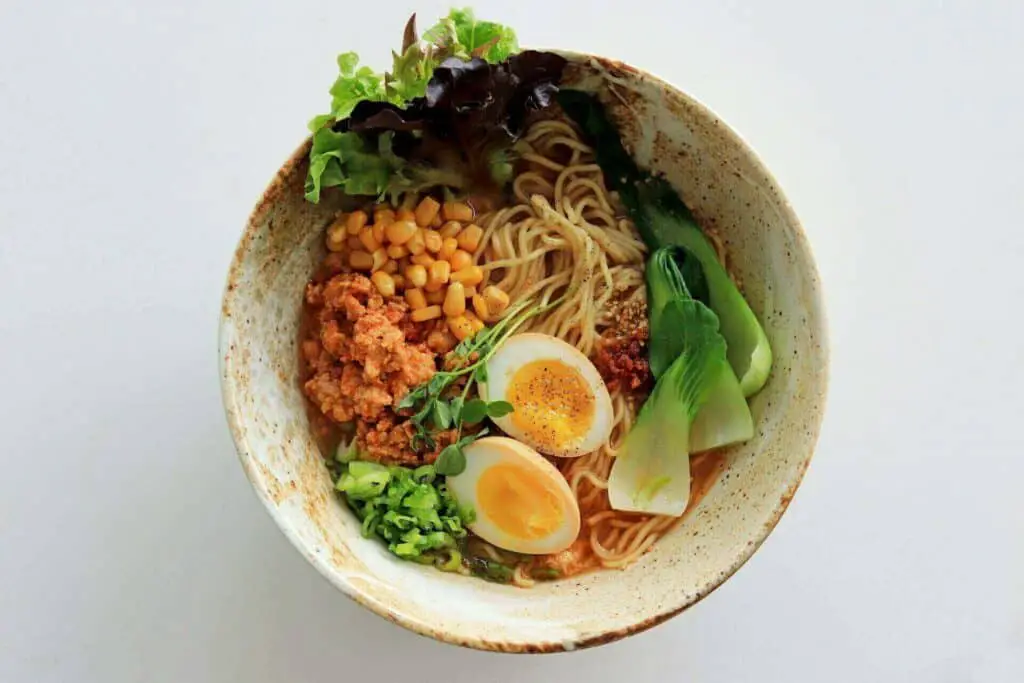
[219,53,828,652]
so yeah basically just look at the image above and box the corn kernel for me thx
[374,208,395,226]
[391,274,405,290]
[372,222,386,246]
[411,252,435,267]
[449,249,472,271]
[347,236,363,251]
[405,264,428,289]
[371,271,396,297]
[383,259,398,274]
[450,265,484,286]
[430,212,443,228]
[439,237,459,261]
[396,208,416,223]
[439,221,462,239]
[426,288,446,305]
[465,310,486,332]
[326,222,347,252]
[349,250,374,270]
[346,210,368,235]
[387,244,409,259]
[464,285,478,299]
[359,227,381,253]
[370,248,388,272]
[429,260,451,286]
[423,229,443,254]
[457,224,483,253]
[472,294,489,320]
[482,286,510,314]
[412,305,442,322]
[414,197,441,228]
[448,315,474,341]
[385,220,417,246]
[405,288,427,309]
[443,282,466,317]
[406,229,426,255]
[443,201,473,222]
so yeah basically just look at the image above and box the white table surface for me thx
[2,1,1022,680]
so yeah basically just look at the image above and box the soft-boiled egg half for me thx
[479,333,613,458]
[447,437,581,554]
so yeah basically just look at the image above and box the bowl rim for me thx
[219,50,830,653]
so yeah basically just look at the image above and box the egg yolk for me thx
[476,463,564,539]
[506,359,595,452]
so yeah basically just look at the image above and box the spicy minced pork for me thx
[302,272,448,465]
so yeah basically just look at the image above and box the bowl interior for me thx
[219,53,827,652]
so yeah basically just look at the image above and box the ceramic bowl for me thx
[219,52,828,652]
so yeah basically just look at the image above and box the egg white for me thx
[447,437,581,555]
[480,333,614,458]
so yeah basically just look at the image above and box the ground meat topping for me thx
[593,298,652,395]
[302,273,438,464]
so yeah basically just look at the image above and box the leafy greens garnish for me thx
[304,9,565,204]
[557,90,773,396]
[337,460,474,563]
[397,296,563,475]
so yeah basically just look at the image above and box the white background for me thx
[1,0,1022,680]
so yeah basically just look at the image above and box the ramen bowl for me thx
[219,52,828,652]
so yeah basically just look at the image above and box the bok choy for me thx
[558,90,772,396]
[607,248,753,515]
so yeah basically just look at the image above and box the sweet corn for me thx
[374,208,395,226]
[405,288,427,309]
[358,227,381,253]
[405,264,428,288]
[438,237,459,261]
[423,229,443,254]
[385,220,417,246]
[412,305,442,323]
[371,271,396,297]
[346,210,368,235]
[472,294,489,320]
[411,252,435,267]
[347,236,363,251]
[465,310,486,332]
[372,222,386,246]
[443,201,473,222]
[370,248,388,272]
[424,279,444,293]
[429,260,451,286]
[386,244,409,259]
[426,288,446,305]
[464,285,478,299]
[449,249,472,272]
[414,197,441,228]
[350,250,374,270]
[448,315,474,341]
[391,274,405,290]
[396,208,416,223]
[430,212,443,228]
[443,282,466,317]
[383,259,398,274]
[450,265,484,286]
[482,286,510,314]
[406,229,426,255]
[456,224,483,253]
[326,222,347,252]
[439,221,462,239]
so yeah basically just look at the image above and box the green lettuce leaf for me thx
[423,8,519,63]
